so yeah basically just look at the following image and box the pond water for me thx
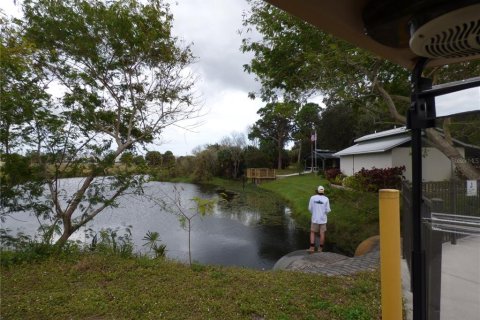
[2,180,309,270]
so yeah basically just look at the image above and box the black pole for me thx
[411,126,426,320]
[409,57,430,320]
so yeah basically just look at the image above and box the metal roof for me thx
[333,126,477,156]
[354,126,409,143]
[313,150,340,159]
[333,134,411,156]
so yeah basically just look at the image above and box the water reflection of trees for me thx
[215,189,308,263]
[215,190,292,227]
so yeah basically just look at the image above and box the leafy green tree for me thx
[1,0,200,246]
[244,145,271,168]
[316,103,380,151]
[119,152,134,169]
[162,150,175,167]
[192,132,248,179]
[293,102,322,164]
[145,151,162,167]
[1,17,64,236]
[133,155,146,166]
[216,147,233,177]
[242,0,480,179]
[174,155,195,177]
[218,132,246,178]
[0,16,50,156]
[160,150,175,177]
[248,102,296,169]
[191,145,218,181]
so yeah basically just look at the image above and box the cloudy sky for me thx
[1,0,265,156]
[161,0,264,155]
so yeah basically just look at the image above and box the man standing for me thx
[308,185,331,253]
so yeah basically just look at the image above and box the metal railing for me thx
[401,180,480,320]
[427,212,480,236]
[402,182,442,320]
[422,181,480,216]
[245,168,276,184]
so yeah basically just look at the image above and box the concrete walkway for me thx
[274,235,480,320]
[400,235,480,320]
[275,171,312,178]
[273,249,379,276]
[439,236,480,320]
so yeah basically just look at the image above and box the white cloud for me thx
[156,0,263,155]
[0,0,21,17]
[160,88,261,155]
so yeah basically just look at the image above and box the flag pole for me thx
[310,131,314,173]
[314,130,317,172]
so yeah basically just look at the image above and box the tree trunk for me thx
[425,128,480,179]
[297,141,302,166]
[188,220,192,266]
[4,124,10,155]
[55,217,73,248]
[55,231,71,248]
[277,141,282,169]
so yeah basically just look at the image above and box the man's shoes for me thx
[307,246,315,254]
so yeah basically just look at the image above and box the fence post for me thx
[379,189,403,320]
[424,225,443,320]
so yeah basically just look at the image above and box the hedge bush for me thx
[325,168,343,184]
[350,166,406,192]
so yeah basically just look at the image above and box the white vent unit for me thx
[409,4,480,59]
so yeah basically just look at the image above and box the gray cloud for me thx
[169,0,260,94]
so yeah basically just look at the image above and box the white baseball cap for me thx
[318,186,325,193]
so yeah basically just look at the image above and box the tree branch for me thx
[390,95,410,103]
[374,83,407,124]
[72,183,130,232]
[425,128,480,179]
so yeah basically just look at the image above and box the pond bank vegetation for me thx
[1,173,381,319]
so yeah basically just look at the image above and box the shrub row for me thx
[327,166,406,192]
[325,168,343,185]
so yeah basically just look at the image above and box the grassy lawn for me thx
[0,253,380,320]
[259,173,379,255]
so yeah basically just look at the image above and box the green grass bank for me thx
[211,173,380,256]
[0,253,380,319]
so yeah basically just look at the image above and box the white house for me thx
[333,127,466,182]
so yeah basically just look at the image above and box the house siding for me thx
[339,147,464,182]
[340,152,393,176]
[335,127,469,182]
[392,147,465,181]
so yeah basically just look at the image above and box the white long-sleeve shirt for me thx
[308,194,331,224]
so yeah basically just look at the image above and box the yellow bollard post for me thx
[379,189,403,320]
